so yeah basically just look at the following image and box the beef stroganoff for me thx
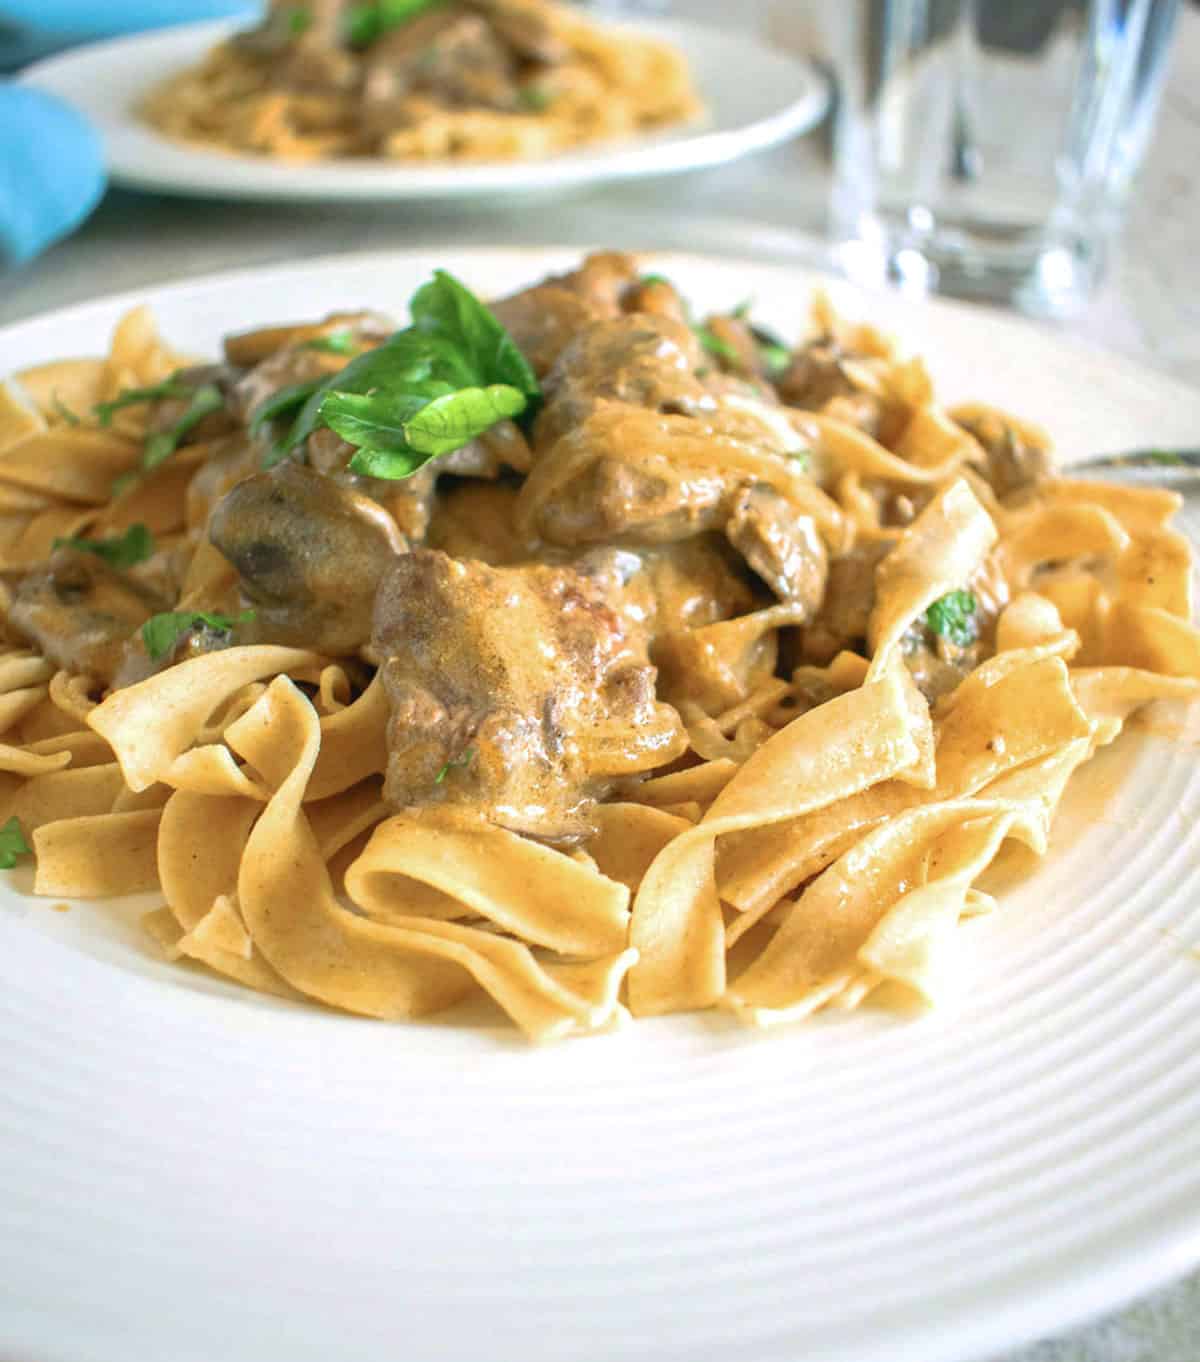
[0,251,1195,1039]
[141,0,702,163]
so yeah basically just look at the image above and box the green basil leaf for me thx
[409,270,539,400]
[0,815,30,870]
[402,384,527,457]
[340,384,527,474]
[379,0,445,32]
[320,388,447,453]
[346,446,431,480]
[344,0,443,46]
[281,335,441,454]
[141,609,256,662]
[53,523,155,569]
[249,378,324,436]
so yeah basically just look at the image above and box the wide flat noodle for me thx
[235,677,633,1038]
[866,479,998,679]
[628,663,931,1016]
[718,652,1088,941]
[33,809,161,896]
[88,646,326,791]
[725,799,1039,1025]
[344,812,630,956]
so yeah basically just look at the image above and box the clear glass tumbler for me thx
[824,0,1180,316]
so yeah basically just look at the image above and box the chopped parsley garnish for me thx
[53,523,155,570]
[142,384,223,471]
[51,392,80,426]
[268,269,540,481]
[638,273,671,289]
[94,377,194,425]
[925,589,978,648]
[100,377,225,493]
[750,325,791,376]
[142,609,256,661]
[434,749,475,784]
[301,330,358,355]
[1142,449,1185,466]
[287,6,312,35]
[695,325,738,363]
[0,815,30,870]
[517,85,553,112]
[786,449,811,471]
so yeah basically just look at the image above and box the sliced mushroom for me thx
[208,461,406,654]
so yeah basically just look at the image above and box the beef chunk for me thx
[372,549,685,838]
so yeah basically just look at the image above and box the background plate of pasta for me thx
[20,4,828,201]
[2,246,1200,1362]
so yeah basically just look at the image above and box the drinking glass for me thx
[822,0,1180,316]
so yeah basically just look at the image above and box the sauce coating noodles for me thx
[0,251,1196,1040]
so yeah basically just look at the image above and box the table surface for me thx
[2,5,1200,1361]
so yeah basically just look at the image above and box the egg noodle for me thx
[141,0,702,164]
[0,256,1196,1040]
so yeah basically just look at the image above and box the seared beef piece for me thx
[530,416,731,547]
[489,252,642,376]
[307,418,518,546]
[489,287,599,378]
[6,549,169,685]
[801,539,893,662]
[372,550,685,838]
[280,37,359,91]
[208,462,406,654]
[725,485,827,612]
[575,535,756,641]
[956,410,1051,499]
[469,0,567,62]
[776,335,859,411]
[364,7,517,116]
[230,347,336,427]
[619,276,690,325]
[235,0,351,57]
[426,482,529,564]
[538,312,713,444]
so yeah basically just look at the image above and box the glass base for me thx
[832,214,1110,319]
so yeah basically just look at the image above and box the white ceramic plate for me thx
[2,248,1200,1362]
[19,19,828,202]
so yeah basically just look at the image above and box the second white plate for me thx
[20,17,829,202]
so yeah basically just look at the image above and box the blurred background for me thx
[0,0,1196,389]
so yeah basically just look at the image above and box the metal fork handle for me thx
[1062,449,1200,482]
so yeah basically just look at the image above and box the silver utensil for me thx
[1064,448,1200,483]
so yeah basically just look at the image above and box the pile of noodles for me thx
[0,298,1196,1040]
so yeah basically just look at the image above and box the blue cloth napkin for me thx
[0,1,260,267]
